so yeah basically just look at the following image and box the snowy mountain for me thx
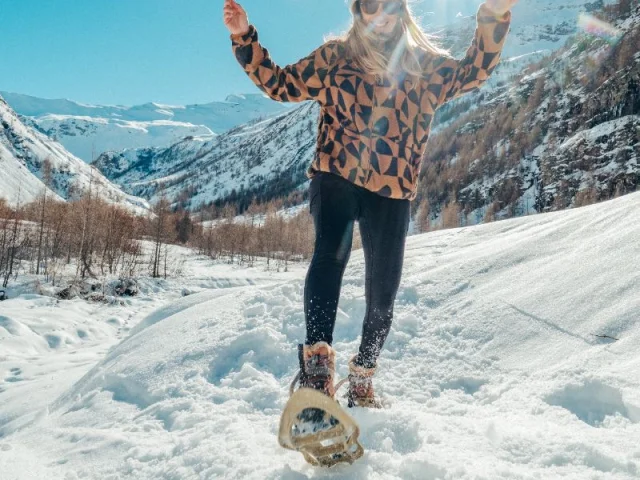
[92,2,639,217]
[1,91,289,163]
[1,190,638,479]
[421,1,640,224]
[94,102,320,210]
[0,95,149,212]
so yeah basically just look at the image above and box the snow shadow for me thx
[440,377,488,396]
[206,327,294,385]
[505,303,591,344]
[101,374,161,409]
[545,380,640,426]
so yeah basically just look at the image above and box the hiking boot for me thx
[345,355,382,408]
[293,341,336,398]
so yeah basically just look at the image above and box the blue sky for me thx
[0,0,482,106]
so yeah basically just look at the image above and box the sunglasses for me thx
[359,0,405,16]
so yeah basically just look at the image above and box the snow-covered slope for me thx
[0,244,306,447]
[95,102,320,209]
[1,191,639,479]
[0,144,63,206]
[0,95,149,212]
[1,91,289,162]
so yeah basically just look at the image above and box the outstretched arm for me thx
[433,1,515,107]
[224,0,337,103]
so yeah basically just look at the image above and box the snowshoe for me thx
[278,342,364,467]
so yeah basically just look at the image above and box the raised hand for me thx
[223,0,250,36]
[485,0,519,15]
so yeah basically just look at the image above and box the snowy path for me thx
[0,252,305,477]
[1,194,640,479]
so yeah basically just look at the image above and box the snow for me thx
[1,191,639,479]
[558,116,640,151]
[0,245,306,449]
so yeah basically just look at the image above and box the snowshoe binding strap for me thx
[291,342,336,398]
[346,355,382,408]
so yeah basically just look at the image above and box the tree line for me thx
[190,199,362,271]
[0,188,361,290]
[0,193,143,288]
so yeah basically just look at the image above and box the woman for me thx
[224,0,516,408]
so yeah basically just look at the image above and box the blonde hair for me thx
[330,0,450,83]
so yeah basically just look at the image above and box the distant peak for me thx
[224,94,246,103]
[224,93,268,104]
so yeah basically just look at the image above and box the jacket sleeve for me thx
[432,3,512,107]
[230,25,337,103]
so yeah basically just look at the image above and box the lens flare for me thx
[387,36,408,79]
[577,13,623,44]
[572,13,624,85]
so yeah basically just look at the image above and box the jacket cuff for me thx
[478,3,512,22]
[230,25,257,46]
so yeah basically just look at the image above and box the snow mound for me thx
[4,193,640,479]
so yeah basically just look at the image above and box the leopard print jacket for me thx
[231,3,511,200]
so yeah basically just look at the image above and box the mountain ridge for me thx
[0,91,290,162]
[0,95,149,212]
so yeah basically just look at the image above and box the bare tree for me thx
[416,198,431,233]
[35,158,53,275]
[442,201,462,229]
[150,196,172,278]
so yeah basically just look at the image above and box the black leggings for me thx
[304,172,410,368]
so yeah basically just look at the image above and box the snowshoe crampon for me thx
[279,388,364,467]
